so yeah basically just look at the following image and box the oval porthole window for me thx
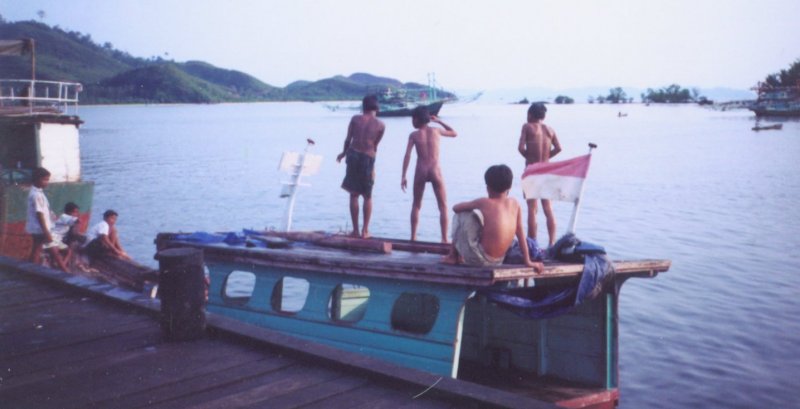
[329,284,369,323]
[271,276,309,313]
[223,270,256,306]
[391,292,440,334]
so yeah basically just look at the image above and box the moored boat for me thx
[0,39,156,291]
[0,39,93,259]
[748,84,800,117]
[156,230,670,408]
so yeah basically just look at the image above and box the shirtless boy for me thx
[401,106,457,242]
[518,102,562,247]
[443,164,541,272]
[337,95,386,238]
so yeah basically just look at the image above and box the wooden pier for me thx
[0,256,560,409]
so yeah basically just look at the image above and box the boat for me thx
[375,74,453,117]
[0,39,93,260]
[752,123,783,131]
[748,83,800,117]
[0,38,156,291]
[155,230,670,408]
[376,86,446,117]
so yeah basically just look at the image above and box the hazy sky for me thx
[2,0,799,90]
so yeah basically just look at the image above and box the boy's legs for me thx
[47,247,69,271]
[29,234,45,264]
[541,199,556,247]
[361,194,372,238]
[410,177,426,241]
[431,179,449,243]
[348,192,360,237]
[526,199,539,241]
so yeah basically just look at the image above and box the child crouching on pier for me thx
[443,164,542,272]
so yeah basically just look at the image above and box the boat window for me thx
[328,284,369,323]
[223,270,256,306]
[391,292,440,334]
[271,276,309,313]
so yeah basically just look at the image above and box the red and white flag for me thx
[521,154,592,202]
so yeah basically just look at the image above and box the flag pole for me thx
[566,143,597,234]
[282,138,316,232]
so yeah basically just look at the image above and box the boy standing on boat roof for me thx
[443,164,542,272]
[401,106,457,242]
[518,102,562,247]
[337,95,386,238]
[25,167,68,271]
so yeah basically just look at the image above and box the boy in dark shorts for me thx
[337,95,386,238]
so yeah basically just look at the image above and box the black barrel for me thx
[157,247,206,341]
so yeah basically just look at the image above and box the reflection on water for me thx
[79,101,800,408]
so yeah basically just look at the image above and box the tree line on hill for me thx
[0,18,453,104]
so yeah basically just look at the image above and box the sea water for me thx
[78,101,800,408]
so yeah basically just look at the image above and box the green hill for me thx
[0,19,455,104]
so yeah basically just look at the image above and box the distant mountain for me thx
[0,20,451,104]
[285,73,455,102]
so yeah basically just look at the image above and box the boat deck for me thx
[156,231,670,287]
[0,256,563,409]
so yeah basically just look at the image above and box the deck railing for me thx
[0,79,82,114]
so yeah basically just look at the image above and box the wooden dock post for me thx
[157,247,206,341]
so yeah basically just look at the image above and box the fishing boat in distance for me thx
[752,123,783,131]
[749,83,800,117]
[376,73,453,117]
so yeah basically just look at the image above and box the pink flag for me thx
[521,154,592,202]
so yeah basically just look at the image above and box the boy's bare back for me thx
[520,122,559,165]
[456,197,522,259]
[347,114,385,157]
[410,127,443,174]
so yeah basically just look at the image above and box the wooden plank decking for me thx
[0,257,559,409]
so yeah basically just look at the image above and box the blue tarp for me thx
[482,234,615,319]
[172,231,265,247]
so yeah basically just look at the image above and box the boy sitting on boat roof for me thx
[443,164,542,272]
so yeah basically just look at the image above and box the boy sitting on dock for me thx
[84,210,131,261]
[48,202,83,269]
[401,106,457,242]
[443,164,542,272]
[337,95,386,238]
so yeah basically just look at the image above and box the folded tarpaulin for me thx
[480,234,615,319]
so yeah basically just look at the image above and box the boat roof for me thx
[156,231,670,287]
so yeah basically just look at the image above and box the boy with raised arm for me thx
[518,102,562,247]
[337,94,386,238]
[443,164,542,272]
[401,106,457,242]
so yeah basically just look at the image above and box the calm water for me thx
[79,101,800,408]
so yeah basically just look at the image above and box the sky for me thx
[1,0,799,91]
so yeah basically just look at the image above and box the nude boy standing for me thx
[401,106,457,242]
[518,102,562,247]
[337,95,386,238]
